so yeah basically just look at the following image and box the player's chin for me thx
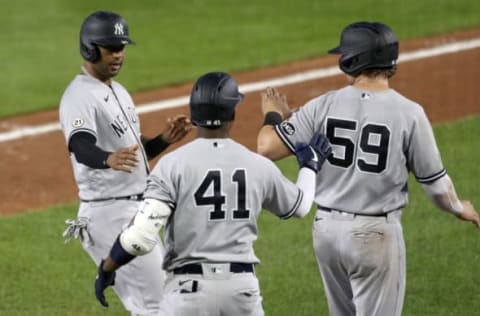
[109,63,123,76]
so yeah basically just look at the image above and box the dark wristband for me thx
[144,134,170,158]
[263,112,283,126]
[109,237,136,266]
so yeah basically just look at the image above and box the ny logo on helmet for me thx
[114,23,124,35]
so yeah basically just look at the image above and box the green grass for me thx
[1,116,479,315]
[0,204,128,316]
[1,0,479,118]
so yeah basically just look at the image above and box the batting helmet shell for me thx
[328,21,398,76]
[80,11,135,62]
[190,72,244,128]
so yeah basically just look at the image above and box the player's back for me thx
[303,85,443,214]
[145,138,300,270]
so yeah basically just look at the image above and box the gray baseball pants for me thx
[312,209,406,316]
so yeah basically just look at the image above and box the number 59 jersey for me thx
[276,85,445,215]
[144,138,304,270]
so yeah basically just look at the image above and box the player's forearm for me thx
[257,125,291,160]
[293,168,317,218]
[421,175,463,215]
[100,235,137,274]
[141,134,170,159]
[102,251,127,272]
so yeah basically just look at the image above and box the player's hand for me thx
[456,201,480,229]
[95,259,116,307]
[161,114,193,144]
[261,87,293,119]
[106,144,139,173]
[295,132,332,173]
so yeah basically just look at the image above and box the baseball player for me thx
[257,21,480,316]
[59,11,191,315]
[93,71,332,315]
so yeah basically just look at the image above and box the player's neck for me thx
[196,129,229,139]
[351,75,389,91]
[82,63,112,85]
[196,124,231,139]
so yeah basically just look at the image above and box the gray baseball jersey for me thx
[59,68,165,315]
[276,85,445,215]
[59,68,149,201]
[143,137,304,270]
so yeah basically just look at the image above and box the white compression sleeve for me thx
[293,167,317,218]
[421,174,463,215]
[120,198,171,256]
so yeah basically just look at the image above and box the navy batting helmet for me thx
[190,72,244,128]
[80,11,135,62]
[328,21,398,76]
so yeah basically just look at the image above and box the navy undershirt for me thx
[69,132,170,168]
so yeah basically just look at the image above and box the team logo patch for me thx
[72,118,85,128]
[280,121,295,135]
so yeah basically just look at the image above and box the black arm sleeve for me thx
[143,134,170,159]
[69,132,111,169]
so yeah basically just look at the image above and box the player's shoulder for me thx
[110,80,128,92]
[230,140,281,171]
[389,89,427,116]
[154,139,201,165]
[60,74,106,105]
[303,89,339,106]
[298,88,346,117]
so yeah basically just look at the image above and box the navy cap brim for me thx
[328,46,342,54]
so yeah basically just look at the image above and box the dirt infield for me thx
[0,29,479,215]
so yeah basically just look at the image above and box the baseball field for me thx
[1,1,479,315]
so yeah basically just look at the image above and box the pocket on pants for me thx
[233,287,263,316]
[160,289,206,316]
[313,215,328,233]
[349,223,389,269]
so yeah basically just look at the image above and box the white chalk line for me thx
[1,38,479,143]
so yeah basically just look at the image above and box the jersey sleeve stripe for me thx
[416,169,447,183]
[68,128,96,141]
[279,189,303,220]
[274,124,296,153]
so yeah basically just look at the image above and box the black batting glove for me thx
[295,132,332,173]
[295,143,320,172]
[309,132,332,168]
[95,259,116,307]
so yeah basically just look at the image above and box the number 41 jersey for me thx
[276,85,445,215]
[144,138,304,270]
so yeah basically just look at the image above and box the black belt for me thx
[81,193,144,203]
[173,263,254,275]
[318,206,388,217]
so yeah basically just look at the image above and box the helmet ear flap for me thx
[80,42,100,62]
[339,56,359,75]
